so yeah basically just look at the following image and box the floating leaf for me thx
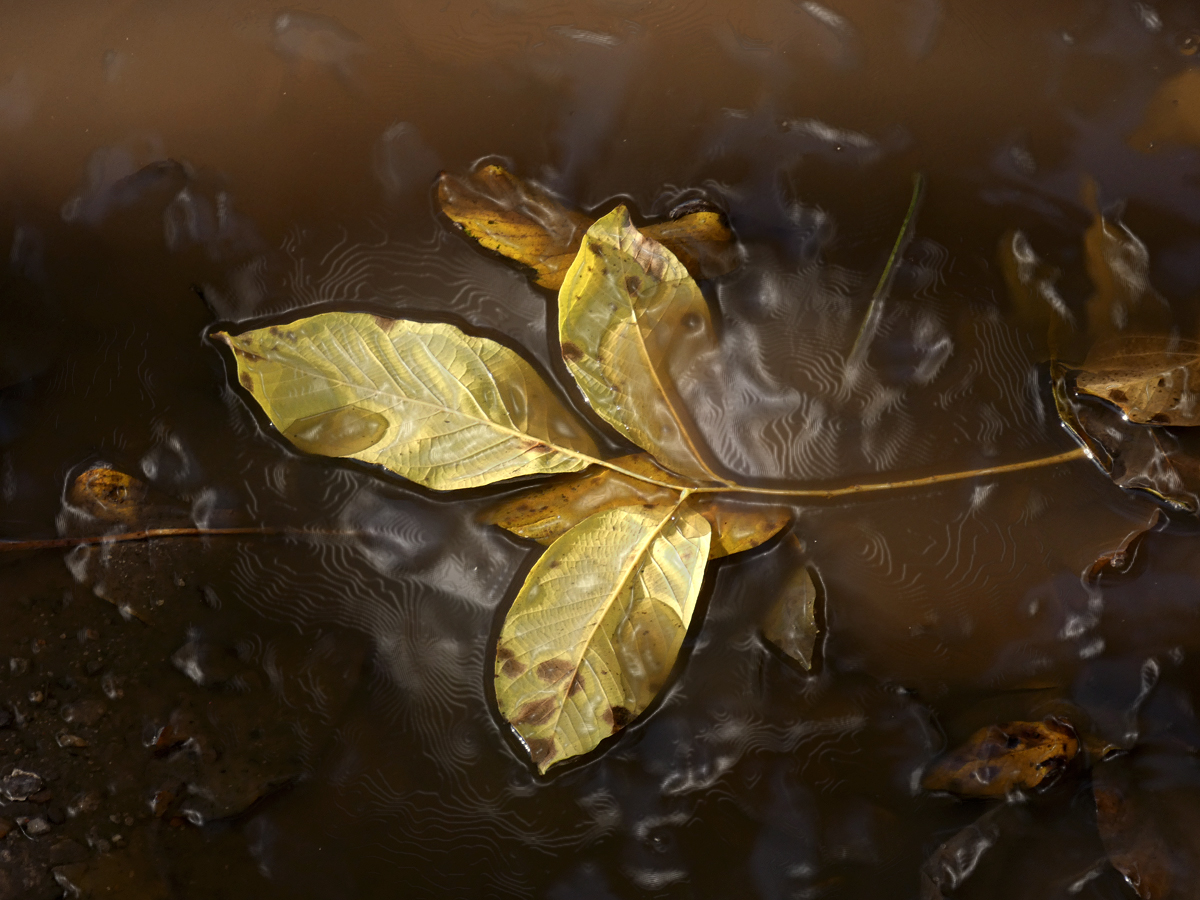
[67,467,151,524]
[494,502,711,772]
[216,313,599,491]
[921,718,1078,798]
[1053,364,1200,512]
[435,166,593,290]
[1081,179,1173,346]
[1084,508,1163,583]
[558,206,723,482]
[481,452,787,558]
[761,540,821,670]
[1075,336,1200,426]
[435,166,738,290]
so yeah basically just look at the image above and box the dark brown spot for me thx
[624,275,642,296]
[1109,389,1128,403]
[527,737,556,766]
[569,673,584,696]
[588,240,604,256]
[512,696,556,727]
[527,442,550,453]
[535,659,574,685]
[372,315,394,331]
[601,705,632,731]
[561,341,583,362]
[496,647,527,678]
[234,348,265,363]
[1151,413,1170,424]
[239,372,254,390]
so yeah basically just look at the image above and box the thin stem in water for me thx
[0,526,345,553]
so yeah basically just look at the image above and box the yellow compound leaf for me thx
[436,166,738,290]
[215,313,599,491]
[1075,336,1200,426]
[558,207,724,483]
[494,501,711,772]
[921,719,1078,798]
[481,453,788,558]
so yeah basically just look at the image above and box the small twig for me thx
[0,526,342,553]
[847,173,926,367]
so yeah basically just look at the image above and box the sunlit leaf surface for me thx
[217,313,598,490]
[494,502,710,772]
[436,166,737,290]
[921,718,1078,798]
[558,207,723,482]
[481,452,788,558]
[1075,336,1200,426]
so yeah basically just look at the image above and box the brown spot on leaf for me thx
[535,659,573,685]
[1109,389,1128,403]
[496,647,526,679]
[512,696,556,727]
[588,240,604,256]
[372,315,394,331]
[624,275,641,296]
[601,705,632,732]
[527,737,556,766]
[239,372,254,391]
[561,341,583,362]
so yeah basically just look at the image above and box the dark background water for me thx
[4,0,1200,897]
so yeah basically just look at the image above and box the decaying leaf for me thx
[435,166,737,290]
[67,466,151,523]
[761,537,821,670]
[1084,508,1163,583]
[1075,337,1200,426]
[1053,364,1200,512]
[216,313,599,491]
[481,452,788,558]
[996,229,1076,359]
[558,206,724,482]
[921,718,1078,798]
[1081,179,1173,346]
[435,165,594,289]
[494,501,710,772]
[1093,760,1180,899]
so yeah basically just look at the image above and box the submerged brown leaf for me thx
[1093,760,1187,900]
[1084,508,1163,583]
[494,501,711,772]
[481,453,788,558]
[1075,336,1200,426]
[436,166,738,289]
[921,718,1078,798]
[761,538,821,670]
[558,206,724,482]
[1081,179,1173,346]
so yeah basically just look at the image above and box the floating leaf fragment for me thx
[217,313,599,490]
[435,166,738,289]
[921,718,1078,798]
[1075,337,1200,426]
[558,206,723,482]
[761,537,821,670]
[67,467,151,523]
[1084,508,1163,583]
[494,501,710,772]
[481,453,787,558]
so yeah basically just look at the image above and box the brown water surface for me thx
[4,0,1200,897]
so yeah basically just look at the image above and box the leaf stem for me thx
[847,173,925,367]
[0,526,347,553]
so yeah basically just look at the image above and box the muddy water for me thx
[4,0,1200,897]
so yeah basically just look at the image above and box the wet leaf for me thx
[1084,508,1163,583]
[1081,179,1173,346]
[921,718,1078,798]
[1092,759,1185,900]
[435,166,737,289]
[67,467,151,523]
[558,206,723,482]
[1075,336,1200,426]
[216,313,599,490]
[481,452,788,558]
[1053,364,1200,512]
[996,229,1076,359]
[494,501,710,772]
[761,543,821,670]
[436,165,594,290]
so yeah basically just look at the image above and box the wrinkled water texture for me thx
[5,0,1200,897]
